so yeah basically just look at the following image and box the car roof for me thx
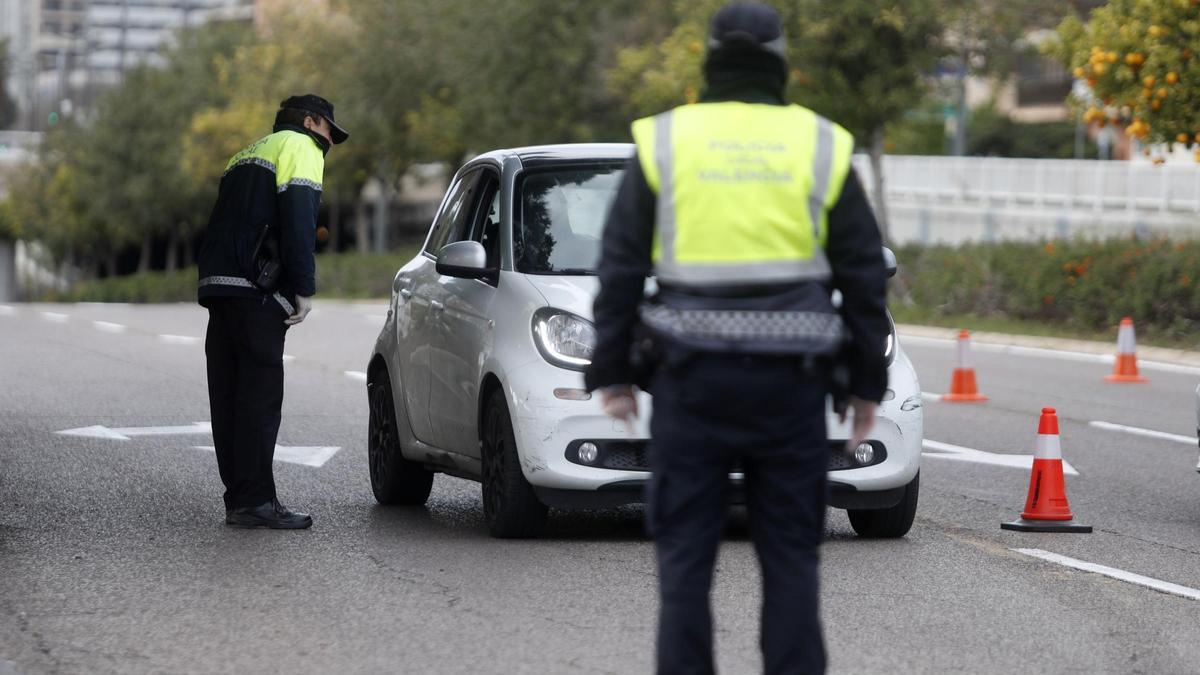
[469,143,635,168]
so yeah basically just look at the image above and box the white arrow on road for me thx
[57,422,213,441]
[193,445,340,468]
[922,439,1079,476]
[55,422,340,467]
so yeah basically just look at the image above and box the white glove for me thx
[285,295,313,325]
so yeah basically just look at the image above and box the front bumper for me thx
[506,350,924,509]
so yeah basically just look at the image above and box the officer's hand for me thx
[600,385,639,430]
[842,396,877,452]
[285,295,313,325]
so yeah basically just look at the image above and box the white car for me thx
[365,144,923,538]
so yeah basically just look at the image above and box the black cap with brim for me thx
[280,94,349,144]
[708,2,787,61]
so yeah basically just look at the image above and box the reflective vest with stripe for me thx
[631,102,854,355]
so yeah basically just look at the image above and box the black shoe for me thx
[225,498,313,530]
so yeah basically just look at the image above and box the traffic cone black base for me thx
[1001,518,1092,533]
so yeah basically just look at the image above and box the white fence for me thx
[851,155,1200,244]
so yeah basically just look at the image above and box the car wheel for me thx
[847,472,919,539]
[368,372,434,506]
[481,389,548,538]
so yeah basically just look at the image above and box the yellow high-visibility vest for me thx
[632,102,854,288]
[224,130,325,194]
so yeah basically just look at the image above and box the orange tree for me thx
[1051,0,1200,159]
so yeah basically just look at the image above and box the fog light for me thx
[854,443,875,465]
[578,442,600,465]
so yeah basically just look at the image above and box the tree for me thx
[1050,0,1200,160]
[0,38,17,129]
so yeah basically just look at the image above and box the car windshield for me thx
[514,164,625,274]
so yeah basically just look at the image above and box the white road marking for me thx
[922,439,1079,476]
[159,334,202,346]
[1088,420,1196,446]
[57,422,212,441]
[40,311,68,323]
[92,321,126,333]
[193,445,340,468]
[344,370,368,383]
[0,304,15,316]
[921,391,943,401]
[1013,548,1200,601]
[903,335,1200,377]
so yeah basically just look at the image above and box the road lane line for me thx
[344,370,368,383]
[903,335,1200,376]
[0,305,14,316]
[921,391,943,401]
[40,311,68,323]
[159,334,202,346]
[92,321,127,334]
[922,439,1079,475]
[1088,420,1196,446]
[1013,548,1200,601]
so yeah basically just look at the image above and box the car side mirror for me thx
[436,241,489,279]
[883,246,898,278]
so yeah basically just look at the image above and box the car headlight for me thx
[885,311,897,366]
[532,308,596,371]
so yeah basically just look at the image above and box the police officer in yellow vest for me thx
[584,4,889,673]
[198,95,348,529]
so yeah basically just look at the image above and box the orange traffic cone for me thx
[1105,317,1148,383]
[942,330,988,402]
[1002,407,1091,533]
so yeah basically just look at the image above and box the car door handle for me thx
[431,300,444,312]
[399,289,412,299]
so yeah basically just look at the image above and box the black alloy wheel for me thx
[481,389,548,538]
[367,372,434,506]
[847,472,919,538]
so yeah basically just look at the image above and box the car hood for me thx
[522,275,600,320]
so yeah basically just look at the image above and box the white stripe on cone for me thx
[1034,433,1062,461]
[1117,322,1137,354]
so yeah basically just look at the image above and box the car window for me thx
[514,164,625,274]
[424,169,481,256]
[465,174,502,269]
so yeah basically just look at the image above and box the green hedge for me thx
[44,249,420,303]
[895,239,1200,341]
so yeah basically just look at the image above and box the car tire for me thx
[847,472,919,539]
[367,372,434,506]
[481,389,548,538]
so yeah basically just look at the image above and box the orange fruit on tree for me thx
[1157,87,1169,99]
[1144,75,1157,87]
[1093,62,1107,75]
[1152,100,1162,111]
[1074,66,1086,78]
[1166,72,1179,84]
[1179,133,1191,144]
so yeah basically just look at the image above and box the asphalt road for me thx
[2,301,1199,674]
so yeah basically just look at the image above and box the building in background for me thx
[1,0,255,131]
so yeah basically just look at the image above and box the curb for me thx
[898,324,1200,370]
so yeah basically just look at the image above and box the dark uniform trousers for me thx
[648,353,829,675]
[204,297,288,510]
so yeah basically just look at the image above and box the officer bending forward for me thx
[197,95,348,529]
[584,4,889,673]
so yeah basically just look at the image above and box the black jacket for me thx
[584,128,890,402]
[197,124,325,315]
